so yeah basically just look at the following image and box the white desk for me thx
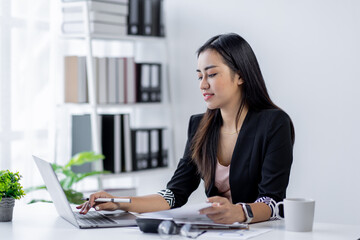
[1,202,359,240]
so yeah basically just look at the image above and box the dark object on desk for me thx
[136,217,249,234]
[136,218,166,233]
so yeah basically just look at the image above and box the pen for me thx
[82,197,131,203]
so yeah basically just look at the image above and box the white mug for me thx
[275,198,315,232]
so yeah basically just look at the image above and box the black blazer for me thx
[166,109,293,208]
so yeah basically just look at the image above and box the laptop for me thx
[33,155,137,229]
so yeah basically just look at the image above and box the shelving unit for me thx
[57,0,174,190]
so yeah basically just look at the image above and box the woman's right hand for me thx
[76,191,121,214]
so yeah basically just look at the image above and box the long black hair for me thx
[191,33,295,189]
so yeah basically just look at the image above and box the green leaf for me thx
[0,170,26,200]
[65,152,104,169]
[27,199,53,204]
[52,163,65,173]
[60,177,77,190]
[64,189,85,204]
[24,185,47,193]
[76,170,110,182]
[24,152,106,204]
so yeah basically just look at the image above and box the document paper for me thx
[139,202,212,220]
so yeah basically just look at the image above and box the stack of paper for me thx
[139,202,247,229]
[61,0,129,35]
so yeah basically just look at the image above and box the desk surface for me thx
[0,202,359,240]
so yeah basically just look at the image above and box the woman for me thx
[78,33,294,224]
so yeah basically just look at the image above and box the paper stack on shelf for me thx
[61,0,129,35]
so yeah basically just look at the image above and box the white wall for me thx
[164,0,360,224]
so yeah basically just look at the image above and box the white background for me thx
[2,0,359,227]
[162,0,360,225]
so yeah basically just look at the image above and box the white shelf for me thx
[57,0,175,190]
[99,167,176,179]
[61,33,166,43]
[58,102,170,115]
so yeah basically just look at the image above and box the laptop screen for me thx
[33,155,79,228]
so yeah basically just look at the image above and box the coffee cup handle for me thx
[275,201,284,219]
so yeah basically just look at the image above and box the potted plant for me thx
[26,151,109,204]
[0,170,26,222]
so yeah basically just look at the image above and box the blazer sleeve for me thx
[257,110,293,202]
[165,115,202,208]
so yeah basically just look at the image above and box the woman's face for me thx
[197,49,243,110]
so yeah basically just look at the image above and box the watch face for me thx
[245,204,254,218]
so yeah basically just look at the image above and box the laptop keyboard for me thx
[75,211,116,225]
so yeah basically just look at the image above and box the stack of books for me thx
[61,0,129,35]
[64,56,162,104]
[97,57,138,104]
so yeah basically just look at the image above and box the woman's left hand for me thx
[199,196,245,224]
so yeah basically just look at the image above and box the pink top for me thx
[214,160,232,202]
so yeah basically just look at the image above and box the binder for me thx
[97,57,108,104]
[135,63,161,103]
[128,0,142,35]
[151,0,161,36]
[131,130,138,170]
[135,63,142,102]
[64,56,79,103]
[101,115,115,173]
[150,63,161,102]
[77,56,87,103]
[158,0,165,36]
[124,58,136,103]
[114,114,123,173]
[130,127,167,170]
[143,0,153,35]
[119,114,126,172]
[160,128,168,167]
[107,57,117,104]
[123,114,133,172]
[71,114,93,173]
[137,63,151,102]
[150,129,160,168]
[132,130,150,170]
[117,58,125,103]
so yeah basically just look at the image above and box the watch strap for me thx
[238,203,253,223]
